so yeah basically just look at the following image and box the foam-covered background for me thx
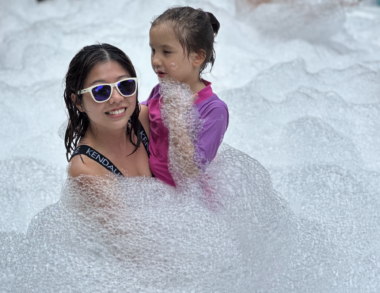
[1,0,380,291]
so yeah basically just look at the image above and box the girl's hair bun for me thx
[205,12,220,36]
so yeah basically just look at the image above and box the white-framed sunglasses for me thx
[78,78,138,103]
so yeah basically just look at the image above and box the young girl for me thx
[143,6,229,187]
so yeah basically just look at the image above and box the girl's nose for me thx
[152,54,161,67]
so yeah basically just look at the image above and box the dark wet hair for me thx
[63,43,141,161]
[151,6,220,77]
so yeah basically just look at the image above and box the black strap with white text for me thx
[70,145,123,176]
[70,122,150,176]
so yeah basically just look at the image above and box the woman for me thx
[64,43,151,178]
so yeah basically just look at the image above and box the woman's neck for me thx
[82,124,129,154]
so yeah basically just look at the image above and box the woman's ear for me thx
[192,50,206,67]
[71,94,83,112]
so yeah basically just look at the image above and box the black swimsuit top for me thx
[69,122,150,177]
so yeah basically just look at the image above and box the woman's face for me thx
[78,60,136,133]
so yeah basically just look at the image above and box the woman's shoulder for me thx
[68,146,109,178]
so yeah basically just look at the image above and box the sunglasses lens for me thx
[92,85,111,102]
[118,79,136,96]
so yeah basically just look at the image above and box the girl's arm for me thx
[160,82,202,184]
[165,101,199,177]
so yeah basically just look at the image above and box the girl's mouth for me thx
[157,71,167,78]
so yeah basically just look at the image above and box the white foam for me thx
[1,0,380,291]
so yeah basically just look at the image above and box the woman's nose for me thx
[109,86,124,104]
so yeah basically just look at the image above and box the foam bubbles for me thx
[159,78,204,186]
[236,0,347,43]
[0,158,64,233]
[2,143,377,292]
[1,0,380,291]
[1,144,356,292]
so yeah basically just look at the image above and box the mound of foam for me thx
[2,144,378,292]
[0,145,279,292]
[251,59,380,103]
[221,60,380,171]
[0,158,64,233]
[236,0,346,43]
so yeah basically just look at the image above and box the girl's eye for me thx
[164,51,171,54]
[151,48,155,53]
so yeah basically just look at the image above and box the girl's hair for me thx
[63,43,141,161]
[151,6,220,77]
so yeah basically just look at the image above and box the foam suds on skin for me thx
[170,62,178,70]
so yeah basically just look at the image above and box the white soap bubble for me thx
[159,78,205,187]
[0,144,356,292]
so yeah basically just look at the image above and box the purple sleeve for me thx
[194,102,229,170]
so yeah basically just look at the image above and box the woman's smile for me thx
[105,107,127,118]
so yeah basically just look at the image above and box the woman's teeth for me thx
[108,108,126,115]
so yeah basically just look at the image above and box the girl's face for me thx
[76,60,136,133]
[149,23,198,84]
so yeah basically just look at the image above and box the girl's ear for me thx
[71,94,84,112]
[192,50,206,67]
